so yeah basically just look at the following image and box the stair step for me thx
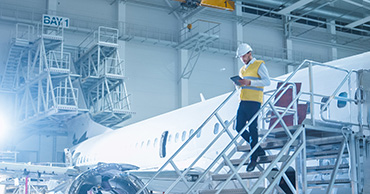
[199,187,264,194]
[307,179,351,185]
[212,168,280,181]
[307,164,349,172]
[306,136,344,146]
[306,150,348,160]
[212,171,262,181]
[237,139,298,152]
[229,155,290,166]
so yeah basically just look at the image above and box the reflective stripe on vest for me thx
[241,86,264,91]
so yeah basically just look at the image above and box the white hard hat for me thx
[236,43,253,58]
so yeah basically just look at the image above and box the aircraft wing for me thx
[0,162,78,176]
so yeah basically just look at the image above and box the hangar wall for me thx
[0,0,367,163]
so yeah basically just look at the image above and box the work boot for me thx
[247,160,257,172]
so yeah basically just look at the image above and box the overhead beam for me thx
[164,0,184,22]
[345,15,370,28]
[277,0,315,15]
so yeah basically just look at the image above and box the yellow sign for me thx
[201,0,235,11]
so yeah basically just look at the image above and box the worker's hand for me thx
[238,79,251,86]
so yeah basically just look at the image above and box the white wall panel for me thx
[126,3,178,33]
[57,0,117,22]
[124,42,178,124]
[337,49,363,59]
[0,0,47,11]
[244,23,285,49]
[16,135,54,162]
[188,52,234,105]
[293,41,328,62]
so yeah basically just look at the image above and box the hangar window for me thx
[214,123,220,134]
[337,92,348,108]
[182,131,187,141]
[175,133,179,143]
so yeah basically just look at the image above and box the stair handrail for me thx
[188,84,305,194]
[208,60,361,193]
[136,89,239,193]
[138,59,347,194]
[180,60,316,193]
[137,61,307,194]
[195,60,359,193]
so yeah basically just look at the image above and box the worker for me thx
[187,23,192,32]
[234,43,271,172]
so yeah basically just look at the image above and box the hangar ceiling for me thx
[127,0,370,52]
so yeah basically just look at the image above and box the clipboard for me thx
[230,75,242,86]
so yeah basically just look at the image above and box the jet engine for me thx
[66,163,149,194]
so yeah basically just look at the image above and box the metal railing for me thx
[179,19,220,42]
[137,58,364,193]
[47,51,71,71]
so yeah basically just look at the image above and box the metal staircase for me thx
[137,60,368,194]
[0,24,32,91]
[74,26,133,128]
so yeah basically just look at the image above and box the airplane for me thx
[0,51,369,194]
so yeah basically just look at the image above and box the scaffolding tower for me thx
[74,26,132,128]
[0,23,132,132]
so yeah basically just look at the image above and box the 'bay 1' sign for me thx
[43,14,70,28]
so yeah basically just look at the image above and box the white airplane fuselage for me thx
[72,52,370,173]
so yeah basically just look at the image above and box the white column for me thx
[327,20,338,60]
[285,16,294,73]
[286,39,294,73]
[47,0,58,14]
[118,1,126,61]
[179,49,189,107]
[234,1,243,75]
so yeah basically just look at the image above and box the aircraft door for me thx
[160,131,169,158]
[358,70,370,126]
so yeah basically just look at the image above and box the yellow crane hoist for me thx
[174,0,235,11]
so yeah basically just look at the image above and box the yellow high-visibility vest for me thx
[239,60,265,103]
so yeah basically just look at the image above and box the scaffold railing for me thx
[47,51,71,71]
[0,151,18,162]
